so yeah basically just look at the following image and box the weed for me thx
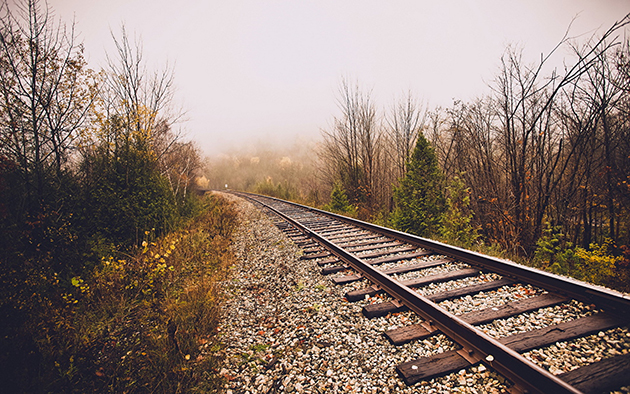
[1,194,237,393]
[250,343,270,352]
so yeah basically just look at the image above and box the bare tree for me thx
[159,135,201,202]
[422,15,630,253]
[80,26,195,200]
[385,91,426,181]
[319,78,383,216]
[0,0,96,204]
[96,25,181,153]
[485,16,630,254]
[555,33,629,246]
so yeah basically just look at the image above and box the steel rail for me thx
[237,192,630,320]
[235,192,585,394]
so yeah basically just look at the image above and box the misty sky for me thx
[51,0,628,156]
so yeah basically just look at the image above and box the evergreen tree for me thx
[391,133,445,237]
[326,182,355,214]
[441,175,479,245]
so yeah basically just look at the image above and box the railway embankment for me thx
[215,193,511,393]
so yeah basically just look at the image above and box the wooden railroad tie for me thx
[397,313,622,388]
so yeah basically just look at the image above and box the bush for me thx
[534,224,621,288]
[81,146,178,249]
[0,194,236,393]
[573,239,620,287]
[441,175,480,246]
[533,223,579,276]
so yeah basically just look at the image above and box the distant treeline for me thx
[203,141,323,204]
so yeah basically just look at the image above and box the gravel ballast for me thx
[214,193,630,394]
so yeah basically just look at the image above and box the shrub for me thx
[80,146,178,249]
[441,175,480,246]
[533,223,579,276]
[574,239,620,287]
[0,194,236,393]
[534,225,621,287]
[253,178,296,200]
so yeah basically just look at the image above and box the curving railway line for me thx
[231,191,630,394]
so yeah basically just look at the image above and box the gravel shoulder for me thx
[215,194,509,394]
[214,193,630,394]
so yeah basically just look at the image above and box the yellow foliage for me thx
[79,97,161,158]
[574,238,621,286]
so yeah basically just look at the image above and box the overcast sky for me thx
[50,0,628,156]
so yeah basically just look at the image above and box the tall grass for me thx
[2,194,237,393]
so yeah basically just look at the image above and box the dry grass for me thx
[9,194,237,393]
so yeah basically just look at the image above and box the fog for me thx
[49,0,627,158]
[202,136,324,202]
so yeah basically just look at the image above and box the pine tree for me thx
[326,182,355,214]
[391,133,445,237]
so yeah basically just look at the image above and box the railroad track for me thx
[231,191,630,394]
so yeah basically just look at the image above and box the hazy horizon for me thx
[50,0,629,156]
